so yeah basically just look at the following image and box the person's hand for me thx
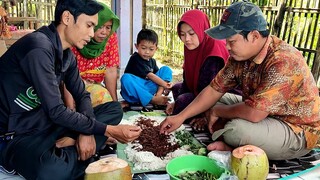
[164,82,172,89]
[161,82,172,89]
[105,125,142,143]
[206,108,219,134]
[165,102,175,115]
[160,115,184,135]
[76,134,96,161]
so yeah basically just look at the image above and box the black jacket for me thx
[0,23,106,136]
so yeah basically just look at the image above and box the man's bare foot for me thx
[190,117,208,132]
[56,137,76,148]
[151,95,169,105]
[207,141,233,151]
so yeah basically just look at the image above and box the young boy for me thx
[120,29,172,108]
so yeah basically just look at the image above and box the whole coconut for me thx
[85,157,132,180]
[231,145,269,180]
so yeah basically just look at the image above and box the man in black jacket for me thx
[0,0,141,179]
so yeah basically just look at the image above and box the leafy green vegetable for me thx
[140,111,166,116]
[175,131,207,155]
[176,170,218,180]
[198,147,207,156]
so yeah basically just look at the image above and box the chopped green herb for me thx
[176,170,218,180]
[175,131,208,155]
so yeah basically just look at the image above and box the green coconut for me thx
[85,157,132,180]
[231,145,269,180]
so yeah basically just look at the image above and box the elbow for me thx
[246,112,268,123]
[241,104,269,123]
[249,116,264,123]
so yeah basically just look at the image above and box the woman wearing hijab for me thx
[67,2,120,108]
[166,9,230,131]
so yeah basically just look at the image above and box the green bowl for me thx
[166,155,226,180]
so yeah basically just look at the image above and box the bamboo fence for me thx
[145,0,320,83]
[1,0,320,83]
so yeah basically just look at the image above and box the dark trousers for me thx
[1,101,123,180]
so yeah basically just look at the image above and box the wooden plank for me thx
[8,17,38,22]
[8,17,40,29]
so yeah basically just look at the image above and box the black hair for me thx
[54,0,103,26]
[136,29,158,45]
[239,30,270,40]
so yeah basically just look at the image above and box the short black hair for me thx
[239,30,270,40]
[54,0,103,26]
[136,29,158,45]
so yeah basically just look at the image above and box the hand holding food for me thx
[105,125,142,143]
[160,115,184,134]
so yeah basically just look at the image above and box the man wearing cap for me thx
[160,0,320,160]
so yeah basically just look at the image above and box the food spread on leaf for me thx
[121,115,206,171]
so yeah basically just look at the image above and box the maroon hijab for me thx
[178,9,229,95]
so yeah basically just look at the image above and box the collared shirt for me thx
[211,35,320,149]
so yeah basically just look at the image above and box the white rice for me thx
[121,114,194,171]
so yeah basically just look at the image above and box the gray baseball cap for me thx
[205,1,268,39]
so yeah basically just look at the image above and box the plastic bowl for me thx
[166,155,226,180]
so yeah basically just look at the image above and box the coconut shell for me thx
[85,157,132,180]
[231,145,269,180]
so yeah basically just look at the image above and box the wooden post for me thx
[162,0,167,56]
[142,0,146,28]
[311,38,320,86]
[23,0,27,29]
[115,0,132,70]
[273,2,286,37]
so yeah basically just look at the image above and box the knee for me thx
[108,102,123,125]
[160,66,172,73]
[37,161,73,180]
[172,83,181,91]
[176,93,195,104]
[120,73,134,84]
[159,66,173,80]
[223,119,251,146]
[112,102,123,124]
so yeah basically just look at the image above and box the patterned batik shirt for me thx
[211,35,320,149]
[72,33,120,83]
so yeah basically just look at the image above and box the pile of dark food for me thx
[132,117,180,158]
